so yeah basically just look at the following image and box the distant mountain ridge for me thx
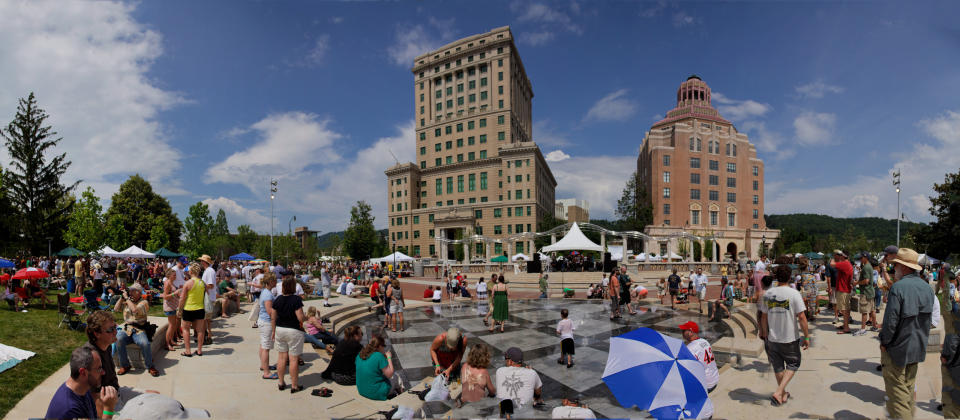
[765,213,926,253]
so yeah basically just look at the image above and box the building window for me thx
[475,209,483,219]
[435,128,441,137]
[468,152,475,161]
[446,177,453,194]
[696,138,702,152]
[709,175,719,186]
[726,177,736,188]
[445,141,452,150]
[753,223,759,229]
[479,134,487,143]
[752,195,759,205]
[709,190,719,201]
[479,118,487,128]
[413,216,419,224]
[690,157,700,168]
[446,156,452,164]
[436,179,442,195]
[435,158,442,167]
[420,147,426,155]
[727,163,736,173]
[752,166,759,176]
[498,131,505,141]
[725,143,730,156]
[710,211,718,226]
[498,72,503,81]
[480,91,487,100]
[457,175,464,192]
[429,244,435,255]
[498,115,505,125]
[663,188,670,198]
[419,132,426,141]
[480,172,487,190]
[480,77,487,87]
[691,209,701,225]
[728,212,736,227]
[709,160,719,171]
[753,209,759,219]
[413,231,420,239]
[690,189,700,199]
[468,136,475,145]
[690,173,700,184]
[498,99,504,109]
[663,155,671,166]
[494,225,502,234]
[663,171,670,183]
[753,180,759,191]
[727,192,736,203]
[498,86,503,94]
[469,174,476,191]
[663,204,671,215]
[494,208,502,218]
[480,150,487,159]
[420,161,426,169]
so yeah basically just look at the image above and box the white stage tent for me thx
[540,223,603,253]
[118,245,155,259]
[371,251,414,264]
[92,246,121,257]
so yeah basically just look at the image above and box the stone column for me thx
[551,234,556,244]
[440,229,447,261]
[508,242,514,258]
[528,240,534,256]
[600,233,606,250]
[464,240,470,264]
[621,235,629,261]
[485,242,491,261]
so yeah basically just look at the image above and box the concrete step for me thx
[334,310,377,336]
[713,336,764,358]
[330,306,372,333]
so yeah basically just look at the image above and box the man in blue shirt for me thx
[46,346,118,419]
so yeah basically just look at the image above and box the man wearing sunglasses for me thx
[83,310,121,416]
[46,346,118,419]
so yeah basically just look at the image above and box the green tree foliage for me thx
[703,239,714,261]
[535,214,566,249]
[1,93,78,254]
[693,241,702,262]
[209,209,231,259]
[913,171,960,261]
[0,165,15,254]
[343,201,378,260]
[64,187,104,252]
[104,175,183,251]
[615,171,653,251]
[233,224,258,253]
[765,213,925,255]
[104,213,129,251]
[146,221,170,252]
[182,201,214,258]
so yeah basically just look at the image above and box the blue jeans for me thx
[304,331,339,348]
[114,328,153,369]
[875,289,882,307]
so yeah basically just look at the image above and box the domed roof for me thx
[686,74,701,81]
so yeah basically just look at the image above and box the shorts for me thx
[561,338,575,355]
[390,302,404,314]
[619,293,630,305]
[182,309,205,322]
[259,323,274,349]
[747,286,755,297]
[836,292,851,312]
[609,296,620,312]
[697,288,707,299]
[669,288,679,296]
[500,399,514,417]
[765,339,802,373]
[859,294,875,313]
[274,326,304,356]
[163,310,177,317]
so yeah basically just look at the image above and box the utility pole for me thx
[893,169,901,248]
[270,179,278,263]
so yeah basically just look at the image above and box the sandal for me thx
[278,383,286,391]
[290,385,304,394]
[149,367,160,377]
[261,373,279,380]
[194,351,203,356]
[117,366,131,375]
[311,387,333,397]
[180,352,193,357]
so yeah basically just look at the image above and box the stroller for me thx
[675,288,689,304]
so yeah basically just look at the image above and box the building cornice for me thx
[385,162,418,176]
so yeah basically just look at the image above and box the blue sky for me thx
[1,0,958,234]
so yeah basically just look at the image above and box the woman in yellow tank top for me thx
[177,263,207,357]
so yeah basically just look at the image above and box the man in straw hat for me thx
[879,247,934,420]
[199,255,217,345]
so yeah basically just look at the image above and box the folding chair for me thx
[57,293,84,329]
[82,289,109,314]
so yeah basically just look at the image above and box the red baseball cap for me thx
[678,321,699,334]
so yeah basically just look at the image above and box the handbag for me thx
[424,373,450,401]
[202,280,214,313]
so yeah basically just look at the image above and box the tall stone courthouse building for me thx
[385,27,556,260]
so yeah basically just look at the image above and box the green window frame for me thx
[479,150,487,159]
[481,77,487,86]
[446,99,453,108]
[494,208,502,218]
[420,161,426,169]
[480,172,487,190]
[420,147,426,155]
[467,121,474,130]
[479,118,487,127]
[480,91,487,100]
[435,128,441,137]
[457,97,464,106]
[456,138,463,147]
[445,141,452,150]
[446,87,452,95]
[498,72,503,81]
[457,154,463,162]
[436,179,442,195]
[515,189,521,200]
[498,132,505,141]
[474,209,482,219]
[494,225,502,234]
[469,80,475,89]
[468,152,475,161]
[419,132,426,140]
[456,123,463,132]
[413,216,419,224]
[468,136,475,145]
[446,177,453,194]
[498,100,503,109]
[435,158,442,167]
[498,115,505,124]
[479,134,486,143]
[457,175,464,192]
[435,143,441,152]
[446,156,453,164]
[469,173,476,191]
[498,86,503,94]
[469,94,475,103]
[435,90,442,98]
[457,83,463,93]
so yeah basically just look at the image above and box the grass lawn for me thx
[0,290,87,418]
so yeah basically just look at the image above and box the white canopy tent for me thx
[634,253,647,261]
[511,253,531,261]
[540,223,603,253]
[92,246,121,257]
[118,245,155,259]
[371,251,414,264]
[607,245,629,262]
[669,252,683,260]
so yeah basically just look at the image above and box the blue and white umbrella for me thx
[602,327,712,419]
[0,258,13,269]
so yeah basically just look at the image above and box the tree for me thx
[104,174,183,251]
[104,213,129,251]
[343,201,379,260]
[233,224,258,253]
[182,201,214,258]
[703,239,714,261]
[914,171,960,261]
[615,171,653,251]
[146,221,171,252]
[0,165,19,254]
[210,209,231,259]
[2,93,78,254]
[64,187,104,252]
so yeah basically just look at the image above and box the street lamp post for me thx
[46,237,53,259]
[761,234,767,259]
[288,215,296,235]
[392,242,397,275]
[270,179,278,263]
[893,169,901,248]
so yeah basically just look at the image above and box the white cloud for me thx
[533,120,571,147]
[0,1,185,197]
[712,92,772,121]
[768,109,960,223]
[639,0,669,17]
[205,112,342,191]
[305,34,330,66]
[549,155,635,219]
[387,18,457,67]
[544,150,571,162]
[672,11,700,28]
[795,80,844,99]
[520,31,556,46]
[793,111,837,145]
[584,89,637,122]
[207,115,415,232]
[330,17,344,24]
[739,120,794,160]
[202,197,271,232]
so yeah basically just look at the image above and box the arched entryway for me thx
[726,242,737,261]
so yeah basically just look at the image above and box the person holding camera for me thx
[113,284,159,377]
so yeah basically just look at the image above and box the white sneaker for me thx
[853,329,867,336]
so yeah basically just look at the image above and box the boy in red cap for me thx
[679,321,719,393]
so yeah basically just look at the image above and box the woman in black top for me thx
[321,325,363,385]
[270,277,306,393]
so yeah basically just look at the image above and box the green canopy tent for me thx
[57,247,85,257]
[490,255,509,263]
[152,248,184,258]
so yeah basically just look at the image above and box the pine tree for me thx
[1,93,78,254]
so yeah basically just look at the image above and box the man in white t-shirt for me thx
[496,347,543,417]
[199,255,218,344]
[691,268,709,313]
[344,280,356,297]
[755,255,768,273]
[759,265,810,406]
[679,321,719,392]
[550,399,596,419]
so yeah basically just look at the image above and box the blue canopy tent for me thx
[229,252,255,261]
[0,258,14,269]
